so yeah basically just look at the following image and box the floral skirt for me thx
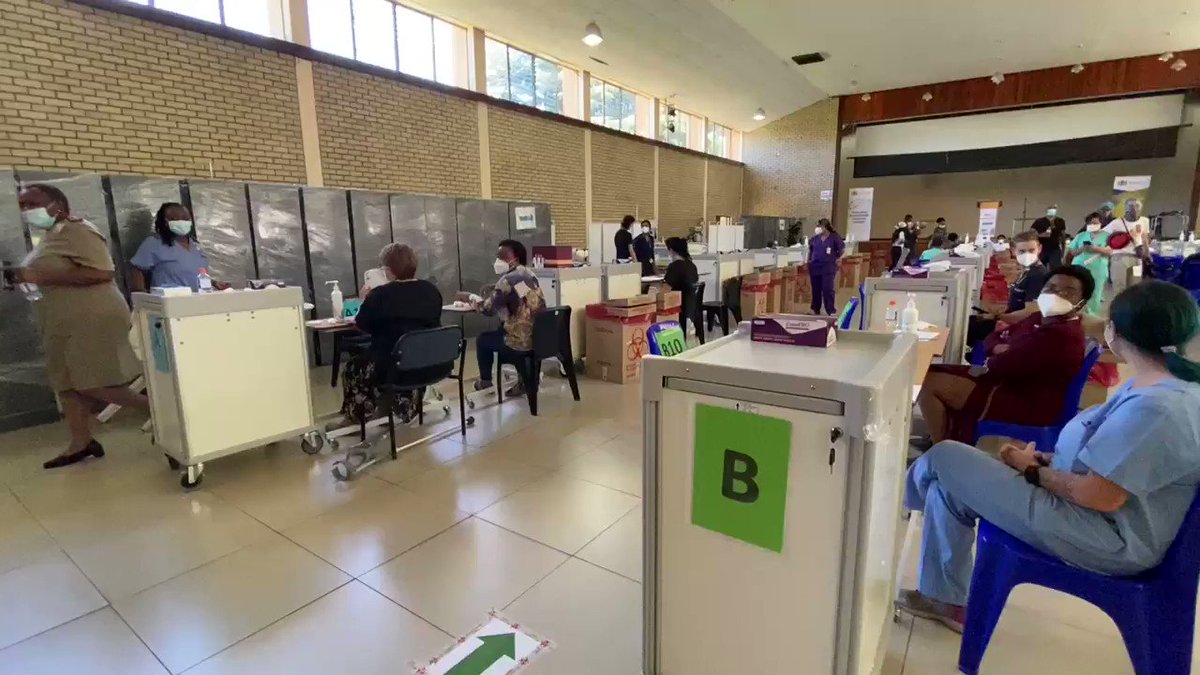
[340,353,415,425]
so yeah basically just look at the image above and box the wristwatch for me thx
[1023,465,1042,487]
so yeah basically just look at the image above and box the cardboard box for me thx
[740,272,771,320]
[792,265,812,309]
[780,266,798,313]
[654,307,680,325]
[869,252,887,278]
[656,290,681,311]
[751,314,837,347]
[585,303,653,384]
[839,255,865,289]
[766,268,784,313]
[606,294,654,308]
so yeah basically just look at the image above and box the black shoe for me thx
[504,381,526,397]
[43,440,105,469]
[473,379,494,392]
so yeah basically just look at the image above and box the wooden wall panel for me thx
[840,50,1200,126]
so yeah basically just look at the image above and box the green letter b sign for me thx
[692,404,791,552]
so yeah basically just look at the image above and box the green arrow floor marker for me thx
[445,633,516,675]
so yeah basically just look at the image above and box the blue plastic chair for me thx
[838,296,860,330]
[1179,254,1200,291]
[973,340,1101,449]
[959,495,1200,675]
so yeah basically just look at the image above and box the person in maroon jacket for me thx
[917,265,1093,444]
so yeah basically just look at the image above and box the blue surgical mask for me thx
[167,220,193,236]
[1046,208,1057,217]
[21,207,57,230]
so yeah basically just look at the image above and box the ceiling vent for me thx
[589,56,610,66]
[791,52,826,66]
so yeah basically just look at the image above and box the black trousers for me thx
[890,246,904,269]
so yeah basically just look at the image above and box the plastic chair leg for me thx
[525,358,539,416]
[457,376,467,437]
[958,541,1017,675]
[1109,593,1194,675]
[719,306,730,335]
[417,387,425,426]
[495,362,503,405]
[385,392,397,461]
[561,350,581,401]
[706,312,715,332]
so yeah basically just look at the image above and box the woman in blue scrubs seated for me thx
[130,202,228,292]
[898,280,1200,632]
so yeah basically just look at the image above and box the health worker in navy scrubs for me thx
[129,202,228,292]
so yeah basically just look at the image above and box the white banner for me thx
[977,201,1000,240]
[847,188,874,242]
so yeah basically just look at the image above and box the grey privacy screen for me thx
[188,181,257,286]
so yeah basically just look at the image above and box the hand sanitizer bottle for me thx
[326,280,344,319]
[197,268,213,293]
[900,293,919,334]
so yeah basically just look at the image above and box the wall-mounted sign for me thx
[819,189,833,202]
[514,206,537,231]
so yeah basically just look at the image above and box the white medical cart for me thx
[601,262,642,300]
[534,265,602,358]
[863,271,970,364]
[642,329,917,675]
[133,288,321,488]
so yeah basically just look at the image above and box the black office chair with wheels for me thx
[331,326,471,481]
[496,305,581,416]
[702,277,741,337]
[682,282,707,344]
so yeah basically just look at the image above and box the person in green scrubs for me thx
[1065,212,1113,316]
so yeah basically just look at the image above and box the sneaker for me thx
[895,589,965,633]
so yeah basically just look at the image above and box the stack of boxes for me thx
[739,271,772,320]
[585,295,656,384]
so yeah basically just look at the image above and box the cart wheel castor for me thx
[467,398,476,409]
[442,405,451,417]
[301,434,324,455]
[466,416,476,427]
[181,465,203,489]
[165,454,181,470]
[331,461,352,482]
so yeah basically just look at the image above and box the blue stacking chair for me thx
[973,340,1102,449]
[959,496,1200,675]
[1179,254,1200,292]
[857,282,867,330]
[838,296,860,330]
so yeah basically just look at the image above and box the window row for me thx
[118,0,741,159]
[121,0,287,38]
[308,0,469,88]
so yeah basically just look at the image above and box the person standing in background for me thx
[1031,205,1067,269]
[633,219,655,277]
[129,202,228,292]
[890,217,910,269]
[1098,201,1116,226]
[613,215,635,263]
[1105,198,1149,296]
[808,218,844,316]
[931,217,948,240]
[903,218,921,265]
[12,184,147,469]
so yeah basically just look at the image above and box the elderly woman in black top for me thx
[340,243,444,424]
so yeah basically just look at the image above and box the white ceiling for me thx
[411,0,1200,131]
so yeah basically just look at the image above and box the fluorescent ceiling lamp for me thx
[582,21,603,47]
[752,108,766,121]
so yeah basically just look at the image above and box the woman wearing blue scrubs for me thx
[898,280,1200,632]
[130,203,227,292]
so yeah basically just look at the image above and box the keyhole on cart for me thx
[722,450,759,503]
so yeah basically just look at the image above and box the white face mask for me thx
[21,207,57,230]
[167,220,193,236]
[1086,223,1101,233]
[813,227,825,236]
[493,258,510,275]
[1036,292,1078,317]
[1016,252,1039,267]
[641,227,650,234]
[1046,209,1057,217]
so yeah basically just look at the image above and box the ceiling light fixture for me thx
[752,108,766,121]
[1171,58,1188,72]
[1159,51,1174,62]
[582,21,603,47]
[922,92,933,102]
[861,93,871,102]
[990,72,1005,85]
[1070,63,1085,74]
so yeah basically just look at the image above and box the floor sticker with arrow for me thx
[415,612,551,675]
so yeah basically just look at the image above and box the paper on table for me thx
[916,320,935,330]
[916,331,939,341]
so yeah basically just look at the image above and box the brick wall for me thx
[488,108,586,245]
[313,63,481,196]
[658,148,706,237]
[706,160,743,221]
[0,0,305,182]
[591,131,655,223]
[742,98,837,220]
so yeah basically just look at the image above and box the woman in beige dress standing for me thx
[13,184,147,469]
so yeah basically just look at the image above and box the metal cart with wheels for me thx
[133,288,326,489]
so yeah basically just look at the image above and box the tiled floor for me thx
[0,357,1196,674]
